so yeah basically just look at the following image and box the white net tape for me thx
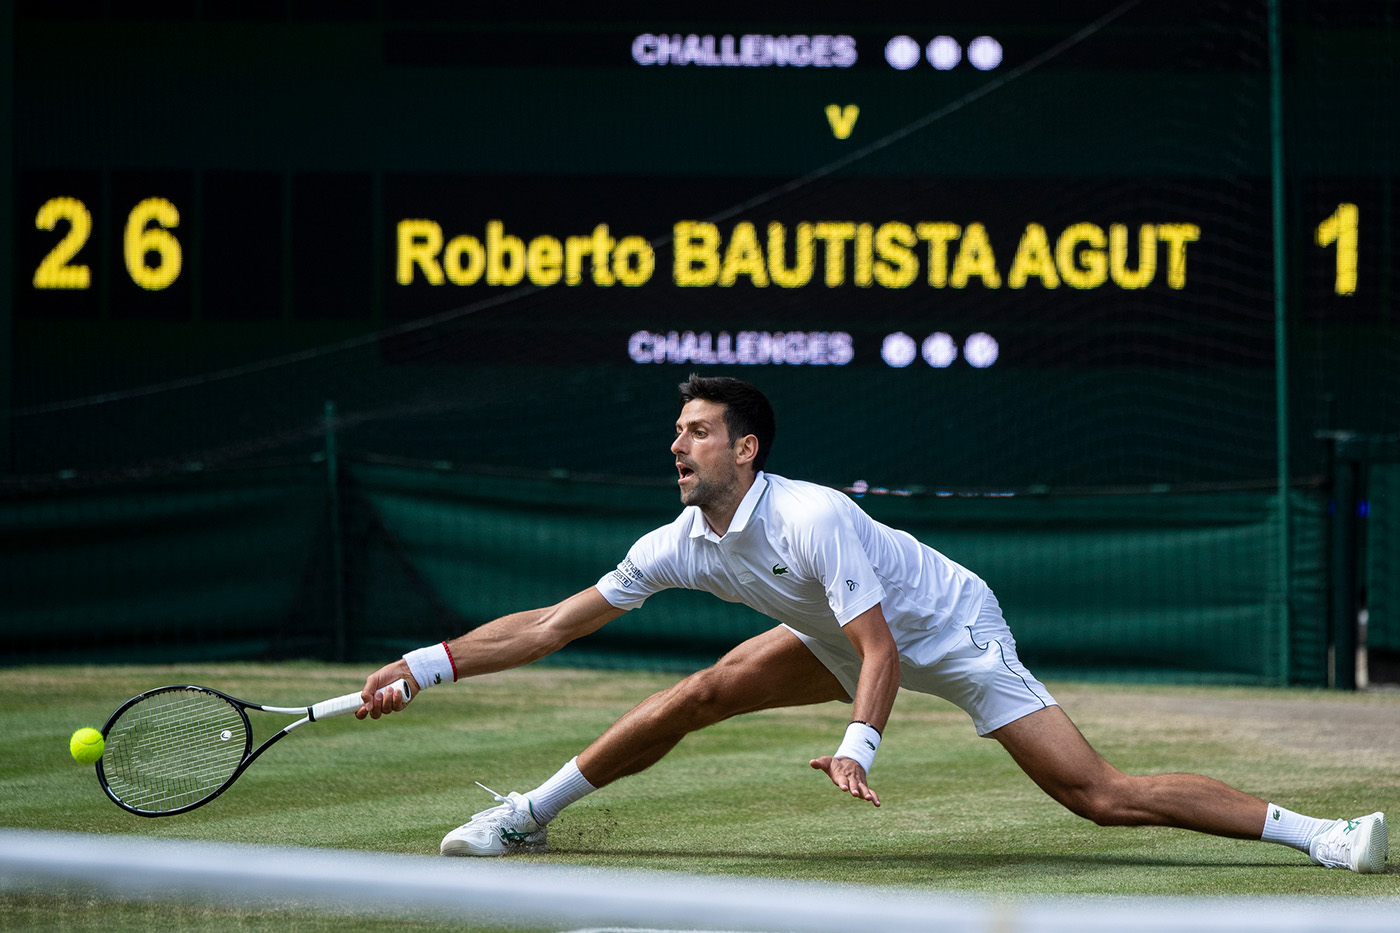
[1,830,1393,933]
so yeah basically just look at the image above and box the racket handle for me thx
[310,678,412,721]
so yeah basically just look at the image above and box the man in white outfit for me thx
[358,374,1387,873]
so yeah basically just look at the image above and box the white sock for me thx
[523,757,597,825]
[1260,803,1335,852]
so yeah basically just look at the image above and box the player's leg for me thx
[990,704,1388,871]
[576,624,848,786]
[928,592,1387,872]
[933,592,1266,835]
[442,626,846,856]
[990,705,1268,837]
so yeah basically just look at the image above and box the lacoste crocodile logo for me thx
[772,564,789,575]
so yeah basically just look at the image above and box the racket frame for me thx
[95,680,407,817]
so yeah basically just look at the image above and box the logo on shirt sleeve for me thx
[846,579,859,591]
[611,557,645,589]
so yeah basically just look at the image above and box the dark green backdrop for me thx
[0,460,1351,685]
[4,4,1397,684]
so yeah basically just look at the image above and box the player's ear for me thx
[734,433,759,468]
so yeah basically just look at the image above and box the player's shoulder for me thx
[637,508,694,547]
[765,472,853,505]
[761,473,861,525]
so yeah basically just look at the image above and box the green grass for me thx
[2,663,1397,929]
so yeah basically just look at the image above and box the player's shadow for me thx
[558,847,1299,871]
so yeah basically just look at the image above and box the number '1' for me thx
[1315,202,1358,296]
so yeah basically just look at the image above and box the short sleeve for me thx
[595,525,683,611]
[794,498,885,625]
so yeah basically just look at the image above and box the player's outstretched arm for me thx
[809,604,901,807]
[356,587,624,719]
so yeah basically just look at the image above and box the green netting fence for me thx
[1369,464,1400,663]
[0,458,1338,685]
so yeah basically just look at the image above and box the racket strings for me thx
[103,688,249,812]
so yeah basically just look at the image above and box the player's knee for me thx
[1065,792,1123,826]
[665,666,748,727]
[1054,778,1138,826]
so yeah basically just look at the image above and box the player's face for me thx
[672,399,745,510]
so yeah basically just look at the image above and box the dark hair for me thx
[678,374,777,472]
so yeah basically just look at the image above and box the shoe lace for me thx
[1310,820,1356,866]
[469,782,518,823]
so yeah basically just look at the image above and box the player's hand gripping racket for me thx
[95,679,411,817]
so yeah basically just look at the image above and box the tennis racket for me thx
[95,678,411,817]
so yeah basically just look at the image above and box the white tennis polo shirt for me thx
[595,471,990,674]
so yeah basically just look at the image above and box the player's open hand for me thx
[357,663,418,720]
[809,755,881,807]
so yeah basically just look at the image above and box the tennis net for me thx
[1,830,1394,933]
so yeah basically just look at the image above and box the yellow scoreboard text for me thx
[396,218,1202,291]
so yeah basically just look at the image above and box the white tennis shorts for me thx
[787,590,1057,736]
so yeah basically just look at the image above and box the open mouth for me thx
[677,464,695,483]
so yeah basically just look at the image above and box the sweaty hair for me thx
[677,374,777,472]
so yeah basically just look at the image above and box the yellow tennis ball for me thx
[70,727,104,764]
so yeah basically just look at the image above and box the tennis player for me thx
[358,374,1387,873]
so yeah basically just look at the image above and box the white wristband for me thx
[833,721,881,774]
[403,642,457,690]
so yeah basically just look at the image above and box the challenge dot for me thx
[965,332,1000,368]
[968,36,1003,70]
[881,332,918,368]
[926,36,962,70]
[922,332,959,367]
[884,36,921,70]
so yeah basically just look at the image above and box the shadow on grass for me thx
[553,847,1303,871]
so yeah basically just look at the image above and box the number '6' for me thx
[124,197,182,291]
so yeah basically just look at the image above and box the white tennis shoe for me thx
[1308,811,1388,873]
[440,783,547,857]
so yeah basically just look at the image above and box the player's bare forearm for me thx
[845,605,902,732]
[445,588,624,678]
[848,648,900,734]
[356,587,622,719]
[809,604,901,806]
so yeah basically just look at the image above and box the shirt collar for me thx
[688,471,768,541]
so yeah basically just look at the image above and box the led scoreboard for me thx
[10,3,1396,486]
[15,6,1381,361]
